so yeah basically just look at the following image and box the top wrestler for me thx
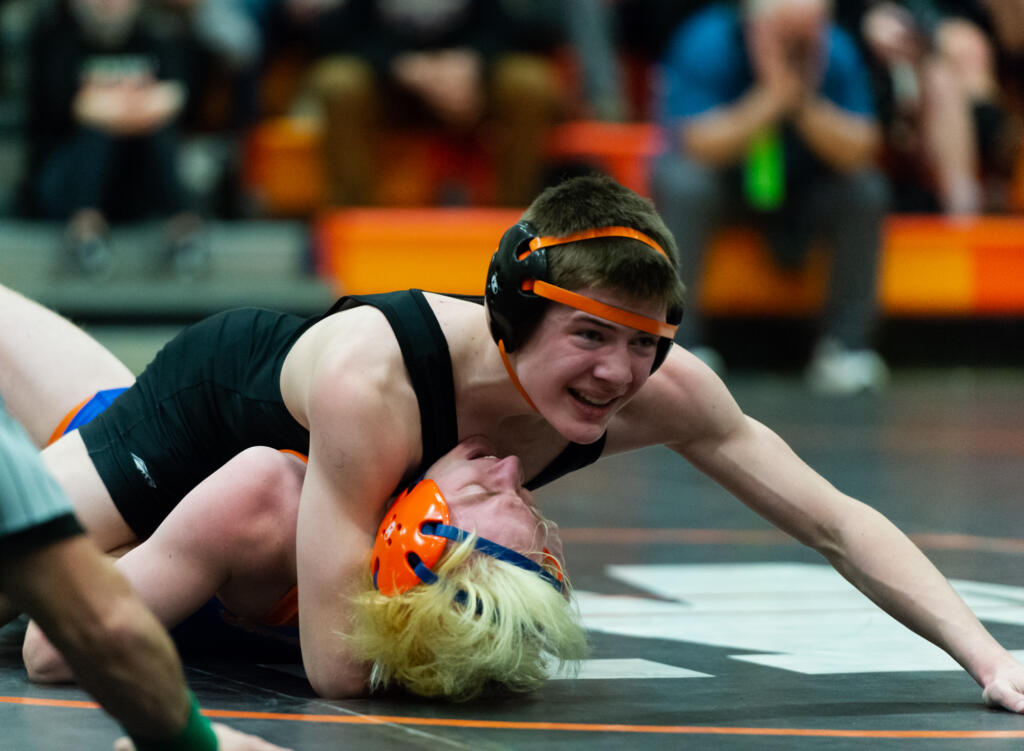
[1,174,1022,710]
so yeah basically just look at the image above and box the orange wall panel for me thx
[314,211,1024,316]
[317,209,520,295]
[879,219,975,314]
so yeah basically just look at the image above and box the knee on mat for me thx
[23,622,72,684]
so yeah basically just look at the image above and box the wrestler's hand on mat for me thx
[114,722,294,751]
[981,664,1024,713]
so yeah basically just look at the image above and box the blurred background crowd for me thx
[0,0,1021,297]
[2,0,1015,255]
[1,1,1021,243]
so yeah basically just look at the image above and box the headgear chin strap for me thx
[485,221,682,375]
[371,479,563,597]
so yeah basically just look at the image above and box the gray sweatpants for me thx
[651,152,890,350]
[0,398,80,551]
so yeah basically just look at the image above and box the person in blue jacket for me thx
[651,0,891,394]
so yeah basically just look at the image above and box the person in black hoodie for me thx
[24,0,203,275]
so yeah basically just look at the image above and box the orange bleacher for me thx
[245,115,1024,317]
[243,118,661,214]
[316,210,1024,317]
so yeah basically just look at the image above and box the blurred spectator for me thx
[152,0,268,217]
[23,0,205,276]
[651,0,890,395]
[982,0,1024,61]
[565,0,627,122]
[843,1,1011,215]
[301,0,563,207]
[155,0,263,129]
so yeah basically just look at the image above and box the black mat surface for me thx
[3,370,1024,750]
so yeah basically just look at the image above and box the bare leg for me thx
[43,432,137,551]
[921,20,998,216]
[0,284,135,447]
[0,285,137,623]
[920,57,980,216]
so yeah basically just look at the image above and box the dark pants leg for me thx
[35,128,117,220]
[651,152,737,348]
[36,126,188,221]
[801,169,890,349]
[116,126,189,220]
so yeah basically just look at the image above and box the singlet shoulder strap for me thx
[343,290,458,474]
[526,434,607,490]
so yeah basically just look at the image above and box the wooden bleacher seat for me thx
[315,208,522,294]
[242,118,660,214]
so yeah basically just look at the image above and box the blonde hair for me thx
[344,534,588,701]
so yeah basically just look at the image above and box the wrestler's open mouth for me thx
[568,388,616,408]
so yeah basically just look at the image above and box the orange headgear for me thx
[370,479,563,597]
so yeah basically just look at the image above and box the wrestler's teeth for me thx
[570,389,614,407]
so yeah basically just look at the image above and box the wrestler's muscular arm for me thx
[621,348,1024,713]
[294,342,421,698]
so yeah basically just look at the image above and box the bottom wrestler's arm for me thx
[24,447,305,682]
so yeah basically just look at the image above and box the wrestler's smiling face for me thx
[513,287,663,444]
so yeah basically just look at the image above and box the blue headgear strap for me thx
[421,522,563,593]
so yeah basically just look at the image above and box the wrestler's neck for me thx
[412,293,550,447]
[455,319,542,419]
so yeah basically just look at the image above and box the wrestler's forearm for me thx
[819,499,1014,687]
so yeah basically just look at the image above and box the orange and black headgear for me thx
[485,221,683,373]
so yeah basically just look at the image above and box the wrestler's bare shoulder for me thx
[280,304,414,426]
[421,291,488,338]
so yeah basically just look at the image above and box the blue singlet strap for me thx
[422,522,562,593]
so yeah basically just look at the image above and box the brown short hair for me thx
[520,175,686,319]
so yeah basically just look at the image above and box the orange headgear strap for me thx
[518,226,678,339]
[525,226,668,259]
[498,339,539,413]
[525,280,678,339]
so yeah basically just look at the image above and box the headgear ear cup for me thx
[485,221,549,354]
[658,304,684,372]
[485,221,682,373]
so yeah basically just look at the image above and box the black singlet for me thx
[79,290,605,537]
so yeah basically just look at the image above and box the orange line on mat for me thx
[0,696,98,709]
[3,696,1024,739]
